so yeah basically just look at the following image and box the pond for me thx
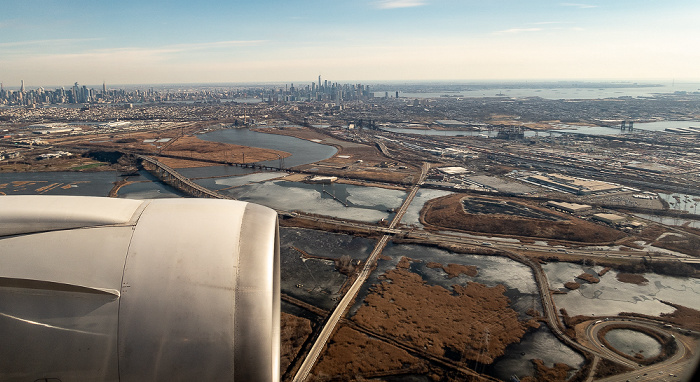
[604,329,661,359]
[543,262,700,317]
[222,180,407,223]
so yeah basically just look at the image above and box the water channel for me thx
[1,127,691,378]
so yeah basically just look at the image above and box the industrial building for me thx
[592,213,626,224]
[546,201,592,214]
[527,173,621,195]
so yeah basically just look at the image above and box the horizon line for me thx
[3,78,699,90]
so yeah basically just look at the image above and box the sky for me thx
[1,0,699,87]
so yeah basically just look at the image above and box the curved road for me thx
[136,160,696,380]
[587,319,691,382]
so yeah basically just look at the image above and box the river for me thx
[381,120,700,138]
[373,82,700,100]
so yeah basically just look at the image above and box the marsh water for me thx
[222,180,407,223]
[604,329,662,359]
[347,242,584,380]
[0,171,120,196]
[543,262,700,317]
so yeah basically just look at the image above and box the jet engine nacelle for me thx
[0,196,280,381]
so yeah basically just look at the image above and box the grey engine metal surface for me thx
[0,196,280,381]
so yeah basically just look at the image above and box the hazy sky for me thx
[1,0,698,87]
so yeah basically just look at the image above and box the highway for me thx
[588,319,693,382]
[132,160,697,380]
[291,162,430,382]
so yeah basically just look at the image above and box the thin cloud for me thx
[0,38,102,48]
[2,40,267,58]
[168,40,268,51]
[560,3,598,9]
[494,28,542,35]
[531,21,570,25]
[375,0,427,9]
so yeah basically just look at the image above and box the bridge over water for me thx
[137,155,231,199]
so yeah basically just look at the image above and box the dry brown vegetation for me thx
[576,273,600,283]
[616,272,649,285]
[353,257,539,365]
[280,313,313,375]
[520,360,573,382]
[621,302,700,331]
[427,262,478,278]
[311,326,427,380]
[564,282,581,290]
[61,130,289,168]
[422,194,625,243]
[593,358,634,379]
[659,303,700,331]
[0,155,114,173]
[653,233,700,257]
[159,135,289,166]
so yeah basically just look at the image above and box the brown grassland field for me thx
[351,257,540,365]
[422,194,625,243]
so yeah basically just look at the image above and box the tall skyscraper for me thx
[103,81,106,95]
[318,75,321,90]
[20,80,25,93]
[73,82,80,104]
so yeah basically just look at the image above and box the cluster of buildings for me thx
[0,81,105,106]
[266,77,374,103]
[0,77,377,107]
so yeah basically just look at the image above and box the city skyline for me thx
[1,1,699,87]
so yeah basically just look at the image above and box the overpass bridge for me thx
[137,155,231,199]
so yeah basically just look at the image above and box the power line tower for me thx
[277,154,284,169]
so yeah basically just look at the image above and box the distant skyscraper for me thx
[103,81,106,94]
[318,75,321,90]
[20,80,25,93]
[73,82,80,104]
